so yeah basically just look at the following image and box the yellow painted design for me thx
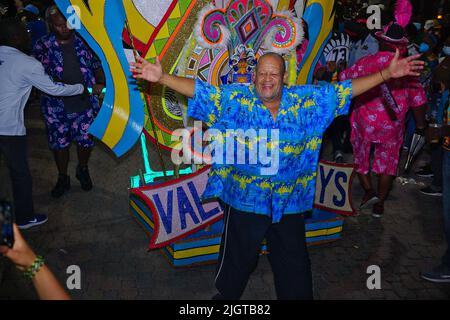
[165,244,220,259]
[158,23,170,39]
[171,4,181,18]
[123,1,154,45]
[276,0,292,10]
[296,0,335,85]
[130,200,154,229]
[306,226,342,238]
[69,0,131,150]
[171,245,220,259]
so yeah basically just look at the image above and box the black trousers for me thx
[0,135,34,224]
[326,115,351,154]
[214,205,313,300]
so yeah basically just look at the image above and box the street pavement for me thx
[0,101,449,300]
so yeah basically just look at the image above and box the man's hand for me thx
[130,56,196,98]
[352,49,425,98]
[386,49,424,79]
[130,56,163,83]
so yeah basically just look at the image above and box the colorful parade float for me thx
[56,0,356,267]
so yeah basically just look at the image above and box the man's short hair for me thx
[256,52,286,75]
[45,5,61,22]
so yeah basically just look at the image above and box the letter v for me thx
[152,191,173,234]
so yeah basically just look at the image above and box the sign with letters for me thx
[130,166,223,249]
[314,160,356,215]
[131,160,355,249]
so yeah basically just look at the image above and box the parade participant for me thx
[18,4,47,48]
[340,22,427,218]
[131,48,424,299]
[33,6,105,198]
[421,61,450,283]
[347,20,379,67]
[0,18,85,229]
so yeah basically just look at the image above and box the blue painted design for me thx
[177,187,200,230]
[333,171,347,207]
[298,3,332,84]
[55,0,144,157]
[152,192,173,234]
[187,181,221,221]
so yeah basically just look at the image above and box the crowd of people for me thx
[312,1,450,283]
[1,1,101,299]
[0,0,449,300]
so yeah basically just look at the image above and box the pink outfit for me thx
[339,52,427,175]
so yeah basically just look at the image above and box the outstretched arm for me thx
[0,225,71,300]
[351,49,424,97]
[130,57,196,98]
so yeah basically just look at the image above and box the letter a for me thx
[366,265,381,290]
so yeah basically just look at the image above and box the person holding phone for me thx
[0,223,71,300]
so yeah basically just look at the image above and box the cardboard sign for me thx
[314,160,356,216]
[130,166,223,249]
[131,160,355,249]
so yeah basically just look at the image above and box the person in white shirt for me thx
[0,18,85,229]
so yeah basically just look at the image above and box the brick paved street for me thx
[0,103,449,300]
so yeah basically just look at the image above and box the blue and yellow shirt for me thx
[187,80,352,223]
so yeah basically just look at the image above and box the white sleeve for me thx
[23,61,85,96]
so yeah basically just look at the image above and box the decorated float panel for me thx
[55,0,356,268]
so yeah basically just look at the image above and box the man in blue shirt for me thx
[131,51,424,299]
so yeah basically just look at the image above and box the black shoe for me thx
[51,174,70,198]
[421,265,450,283]
[415,167,434,178]
[17,214,48,230]
[359,190,380,210]
[334,151,344,164]
[420,186,443,196]
[371,202,384,218]
[76,165,93,191]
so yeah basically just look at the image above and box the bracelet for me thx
[380,70,386,82]
[24,256,45,280]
